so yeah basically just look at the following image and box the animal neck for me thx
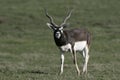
[54,32,68,46]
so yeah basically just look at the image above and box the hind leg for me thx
[72,50,80,76]
[82,45,89,74]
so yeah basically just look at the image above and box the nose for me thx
[55,32,61,39]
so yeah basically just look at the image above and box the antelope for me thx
[45,10,91,75]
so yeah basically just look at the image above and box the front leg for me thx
[60,52,64,75]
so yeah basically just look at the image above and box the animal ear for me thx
[46,23,55,30]
[61,23,69,28]
[46,23,52,29]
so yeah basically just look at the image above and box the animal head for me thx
[45,9,73,39]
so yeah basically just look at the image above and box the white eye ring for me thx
[59,27,63,30]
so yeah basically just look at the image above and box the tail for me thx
[87,32,91,48]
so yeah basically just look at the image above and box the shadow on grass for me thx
[20,69,56,75]
[0,68,55,75]
[23,70,49,74]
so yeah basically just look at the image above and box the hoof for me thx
[81,71,87,76]
[77,72,80,76]
[59,72,63,75]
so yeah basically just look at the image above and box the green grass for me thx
[0,0,120,80]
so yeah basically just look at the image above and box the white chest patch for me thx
[60,44,72,52]
[74,41,87,51]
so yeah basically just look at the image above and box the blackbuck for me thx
[45,10,91,75]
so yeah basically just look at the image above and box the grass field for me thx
[0,0,120,80]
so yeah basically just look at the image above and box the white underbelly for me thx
[74,41,87,51]
[60,41,87,52]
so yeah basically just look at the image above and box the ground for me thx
[0,0,120,80]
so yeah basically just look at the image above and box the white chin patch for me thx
[55,32,61,39]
